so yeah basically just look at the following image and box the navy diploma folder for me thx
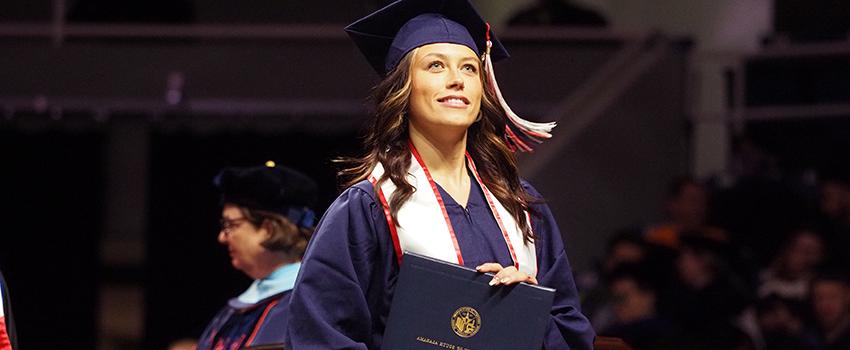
[382,252,555,350]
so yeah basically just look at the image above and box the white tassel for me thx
[482,25,555,152]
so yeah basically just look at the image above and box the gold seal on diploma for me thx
[451,306,481,338]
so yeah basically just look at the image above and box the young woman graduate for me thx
[286,0,595,348]
[197,162,318,349]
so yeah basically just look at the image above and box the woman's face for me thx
[407,43,483,137]
[218,204,270,278]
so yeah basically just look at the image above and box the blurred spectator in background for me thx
[714,134,809,267]
[507,0,607,27]
[817,178,850,269]
[808,271,850,350]
[645,177,727,250]
[581,228,677,335]
[597,228,649,278]
[601,264,679,350]
[660,235,753,349]
[756,294,814,350]
[197,162,317,349]
[579,228,651,331]
[818,179,849,225]
[0,269,15,350]
[759,228,827,301]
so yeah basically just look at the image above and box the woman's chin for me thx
[430,117,476,130]
[231,259,244,271]
[410,115,476,139]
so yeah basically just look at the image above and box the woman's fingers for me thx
[480,265,538,286]
[505,272,537,285]
[493,266,518,285]
[475,263,504,273]
[476,263,505,286]
[476,263,538,286]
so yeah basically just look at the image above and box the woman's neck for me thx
[409,124,467,182]
[408,123,472,206]
[249,253,298,280]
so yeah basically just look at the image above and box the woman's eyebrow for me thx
[419,52,478,63]
[420,52,448,61]
[460,56,480,67]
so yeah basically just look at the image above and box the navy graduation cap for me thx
[344,0,508,75]
[213,161,318,228]
[345,0,556,152]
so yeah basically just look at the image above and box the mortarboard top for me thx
[345,0,509,75]
[213,161,318,217]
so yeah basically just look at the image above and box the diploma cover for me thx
[383,252,555,350]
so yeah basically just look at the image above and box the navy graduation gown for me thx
[286,179,595,349]
[198,292,292,349]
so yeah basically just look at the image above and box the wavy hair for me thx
[339,48,538,243]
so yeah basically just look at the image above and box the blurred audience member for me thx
[819,179,849,223]
[601,264,679,350]
[645,177,727,250]
[756,294,814,350]
[817,178,850,269]
[660,235,753,349]
[714,135,809,266]
[759,228,826,300]
[579,228,652,331]
[808,271,850,350]
[507,0,607,27]
[600,228,649,276]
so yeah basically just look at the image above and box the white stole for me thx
[369,150,537,277]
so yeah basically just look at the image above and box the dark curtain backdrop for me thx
[0,129,103,349]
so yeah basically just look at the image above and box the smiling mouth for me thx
[437,96,470,107]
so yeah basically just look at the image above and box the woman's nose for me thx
[446,69,464,90]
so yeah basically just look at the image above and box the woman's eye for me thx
[462,64,477,73]
[428,61,444,70]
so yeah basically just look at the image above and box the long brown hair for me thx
[339,48,538,243]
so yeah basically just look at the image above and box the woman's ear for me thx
[258,219,275,239]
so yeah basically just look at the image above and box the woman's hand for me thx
[476,263,538,286]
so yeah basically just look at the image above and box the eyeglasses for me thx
[219,217,250,234]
